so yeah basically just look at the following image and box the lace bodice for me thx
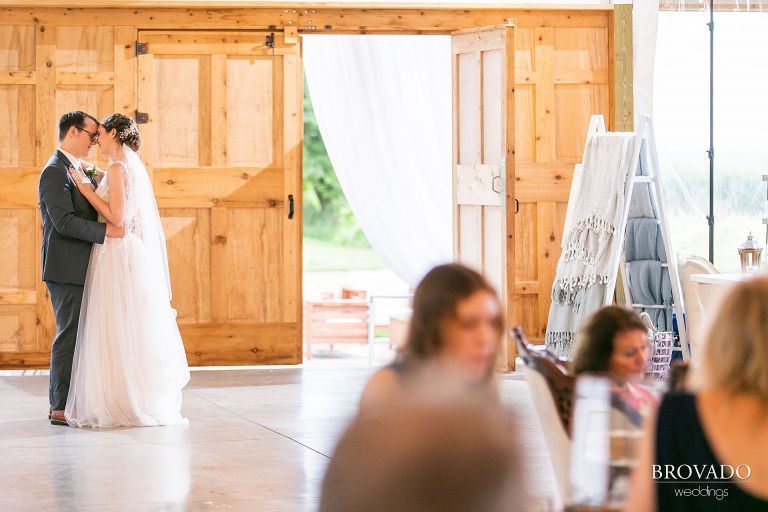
[96,160,142,235]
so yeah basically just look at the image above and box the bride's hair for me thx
[101,113,143,151]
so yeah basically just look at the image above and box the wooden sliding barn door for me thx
[0,24,136,368]
[512,24,610,348]
[452,25,516,368]
[453,21,611,367]
[137,31,302,365]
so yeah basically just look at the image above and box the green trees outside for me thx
[303,84,384,271]
[303,85,369,247]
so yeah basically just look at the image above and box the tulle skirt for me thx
[65,233,190,428]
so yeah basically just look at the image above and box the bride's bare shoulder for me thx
[108,160,128,171]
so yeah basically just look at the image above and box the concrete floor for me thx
[0,367,558,511]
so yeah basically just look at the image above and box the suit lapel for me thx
[55,150,97,189]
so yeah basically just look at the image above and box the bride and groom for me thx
[38,111,189,428]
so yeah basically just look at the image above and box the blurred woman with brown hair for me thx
[360,264,503,413]
[571,306,655,427]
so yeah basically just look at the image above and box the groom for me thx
[38,111,124,426]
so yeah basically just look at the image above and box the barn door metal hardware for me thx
[135,111,149,124]
[266,32,275,49]
[514,198,519,214]
[135,42,149,56]
[288,194,295,219]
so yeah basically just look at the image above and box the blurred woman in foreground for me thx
[627,276,768,511]
[359,264,503,413]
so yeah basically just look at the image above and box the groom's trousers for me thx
[46,281,85,411]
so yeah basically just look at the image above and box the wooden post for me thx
[612,3,634,132]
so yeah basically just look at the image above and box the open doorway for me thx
[302,73,411,368]
[299,34,456,368]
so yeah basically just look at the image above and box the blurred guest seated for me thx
[571,306,656,429]
[626,275,768,512]
[320,394,524,512]
[359,264,502,414]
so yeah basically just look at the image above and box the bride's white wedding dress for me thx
[65,147,189,428]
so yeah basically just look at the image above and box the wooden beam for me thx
[612,3,633,132]
[299,9,612,33]
[154,166,284,208]
[0,351,50,369]
[0,1,616,9]
[0,71,36,85]
[114,26,138,115]
[0,289,37,305]
[0,6,611,34]
[181,323,300,366]
[55,71,114,85]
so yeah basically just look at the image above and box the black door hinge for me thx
[135,111,149,124]
[136,42,149,56]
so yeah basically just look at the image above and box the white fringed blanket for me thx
[546,133,638,358]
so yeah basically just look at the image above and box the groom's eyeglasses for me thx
[76,126,99,143]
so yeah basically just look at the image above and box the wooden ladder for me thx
[581,114,691,360]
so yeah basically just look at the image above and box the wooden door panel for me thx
[161,208,211,325]
[0,86,36,167]
[512,25,610,344]
[152,56,204,167]
[54,26,114,72]
[453,25,514,367]
[211,206,284,323]
[0,26,35,71]
[138,30,302,365]
[555,85,609,160]
[457,52,482,166]
[513,85,535,164]
[226,57,275,167]
[0,306,37,352]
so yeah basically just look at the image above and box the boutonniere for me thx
[85,164,97,179]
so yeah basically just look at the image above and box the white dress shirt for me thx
[57,147,82,171]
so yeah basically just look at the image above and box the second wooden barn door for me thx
[454,21,610,367]
[137,31,302,365]
[452,25,516,368]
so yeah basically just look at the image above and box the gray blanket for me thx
[626,260,673,331]
[625,218,667,263]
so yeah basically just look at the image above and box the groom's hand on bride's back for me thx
[106,223,125,238]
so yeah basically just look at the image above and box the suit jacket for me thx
[38,150,106,285]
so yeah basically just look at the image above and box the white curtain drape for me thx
[303,35,453,287]
[633,0,660,118]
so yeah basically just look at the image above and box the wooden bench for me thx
[303,299,369,360]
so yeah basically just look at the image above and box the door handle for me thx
[491,175,501,194]
[515,198,519,214]
[288,194,294,219]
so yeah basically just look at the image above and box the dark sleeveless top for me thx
[655,392,768,511]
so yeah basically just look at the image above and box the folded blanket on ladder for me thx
[626,260,673,331]
[546,132,637,358]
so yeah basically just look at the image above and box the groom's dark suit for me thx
[38,150,105,411]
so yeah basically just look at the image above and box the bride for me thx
[65,113,189,428]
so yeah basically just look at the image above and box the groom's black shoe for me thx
[50,409,68,426]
